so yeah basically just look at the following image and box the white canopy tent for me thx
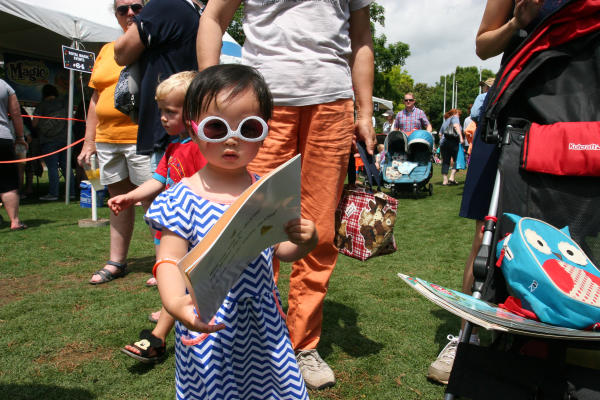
[373,96,393,111]
[0,0,242,205]
[0,0,123,205]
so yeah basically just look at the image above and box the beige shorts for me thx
[96,142,152,186]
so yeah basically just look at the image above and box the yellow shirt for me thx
[89,42,138,143]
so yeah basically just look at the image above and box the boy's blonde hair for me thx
[155,71,197,102]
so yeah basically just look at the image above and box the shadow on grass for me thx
[319,300,384,359]
[126,256,156,274]
[0,218,52,230]
[0,384,95,400]
[431,308,462,352]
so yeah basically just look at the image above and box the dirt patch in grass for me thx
[0,274,45,307]
[34,342,113,372]
[0,273,83,308]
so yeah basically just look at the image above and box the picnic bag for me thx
[335,142,398,261]
[114,62,141,124]
[496,213,600,330]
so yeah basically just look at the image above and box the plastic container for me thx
[79,180,107,208]
[83,154,103,191]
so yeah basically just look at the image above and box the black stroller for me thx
[445,1,600,398]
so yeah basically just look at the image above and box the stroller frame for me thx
[444,0,600,397]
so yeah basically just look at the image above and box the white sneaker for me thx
[427,334,459,385]
[427,333,480,385]
[296,349,336,390]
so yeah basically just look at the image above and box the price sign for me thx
[61,46,95,73]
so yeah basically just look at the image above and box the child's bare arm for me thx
[275,218,318,262]
[108,179,164,215]
[155,230,226,333]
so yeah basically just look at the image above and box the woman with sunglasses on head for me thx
[148,64,315,399]
[78,0,153,285]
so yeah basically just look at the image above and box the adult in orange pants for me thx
[197,0,376,390]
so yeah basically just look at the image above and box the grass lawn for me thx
[0,166,483,399]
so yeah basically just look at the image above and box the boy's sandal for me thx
[89,261,128,285]
[120,329,166,364]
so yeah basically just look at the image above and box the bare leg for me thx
[449,168,457,183]
[90,178,137,283]
[1,190,23,229]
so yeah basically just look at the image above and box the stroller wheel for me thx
[428,183,433,196]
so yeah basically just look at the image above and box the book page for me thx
[179,155,301,323]
[398,273,600,340]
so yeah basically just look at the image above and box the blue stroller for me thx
[381,130,434,196]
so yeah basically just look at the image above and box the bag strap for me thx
[347,141,382,191]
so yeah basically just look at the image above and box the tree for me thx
[226,4,245,44]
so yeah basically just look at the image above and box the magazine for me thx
[178,155,301,323]
[398,273,600,340]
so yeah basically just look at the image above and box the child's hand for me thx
[178,295,226,333]
[108,194,133,215]
[284,218,318,248]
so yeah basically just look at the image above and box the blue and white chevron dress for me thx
[146,182,309,400]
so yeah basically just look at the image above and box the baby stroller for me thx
[381,130,433,196]
[445,1,600,398]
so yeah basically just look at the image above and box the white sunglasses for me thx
[191,116,268,143]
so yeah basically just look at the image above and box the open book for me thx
[178,155,301,323]
[398,273,600,340]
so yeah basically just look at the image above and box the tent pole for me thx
[65,40,77,204]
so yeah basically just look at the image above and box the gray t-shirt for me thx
[0,79,16,141]
[241,0,372,106]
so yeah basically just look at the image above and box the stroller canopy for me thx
[407,130,434,153]
[384,130,408,156]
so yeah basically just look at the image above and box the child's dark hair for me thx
[183,64,273,124]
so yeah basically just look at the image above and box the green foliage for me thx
[226,3,245,44]
[0,170,479,399]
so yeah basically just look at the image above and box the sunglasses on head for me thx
[191,116,268,143]
[404,98,414,102]
[116,3,143,15]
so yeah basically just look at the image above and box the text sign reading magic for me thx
[61,46,95,73]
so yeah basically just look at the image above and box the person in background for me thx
[112,71,206,364]
[0,78,27,230]
[16,106,33,198]
[393,92,433,134]
[113,0,204,170]
[463,104,473,133]
[382,110,394,135]
[197,0,375,390]
[78,0,153,285]
[33,84,76,201]
[439,109,464,186]
[374,143,386,171]
[428,0,548,386]
[471,78,495,124]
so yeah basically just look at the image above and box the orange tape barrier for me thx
[0,137,85,164]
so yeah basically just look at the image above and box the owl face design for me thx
[505,214,600,308]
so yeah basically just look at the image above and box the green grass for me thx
[0,167,480,399]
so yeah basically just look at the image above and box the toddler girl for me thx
[148,64,315,399]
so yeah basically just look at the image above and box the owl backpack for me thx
[496,213,600,330]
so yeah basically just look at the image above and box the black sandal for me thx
[89,261,128,285]
[121,330,166,364]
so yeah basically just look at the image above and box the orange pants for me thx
[248,98,354,350]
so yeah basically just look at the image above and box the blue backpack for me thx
[496,213,600,330]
